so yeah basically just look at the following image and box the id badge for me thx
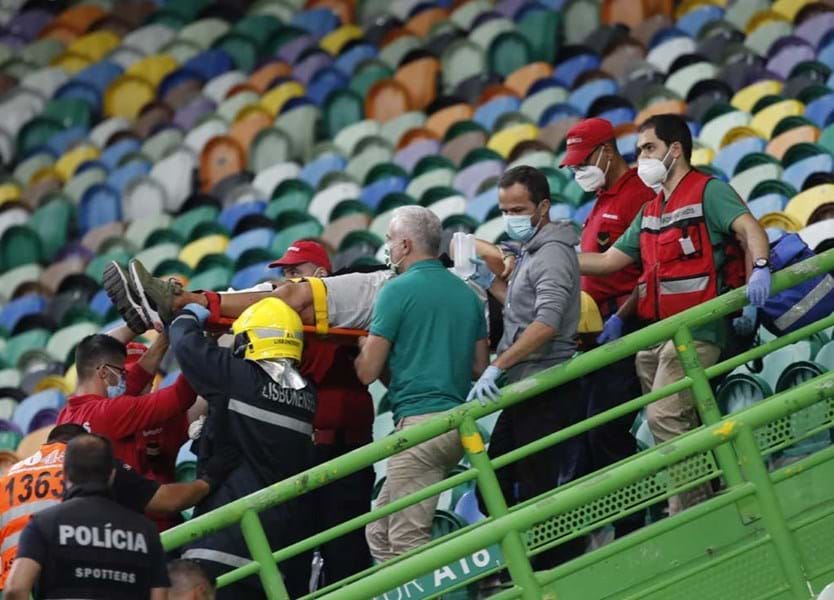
[679,237,696,255]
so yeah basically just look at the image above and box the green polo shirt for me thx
[370,259,487,423]
[614,178,750,346]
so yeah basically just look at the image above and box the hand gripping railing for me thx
[161,248,834,600]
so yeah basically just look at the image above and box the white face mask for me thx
[384,241,405,274]
[574,148,609,192]
[637,147,675,191]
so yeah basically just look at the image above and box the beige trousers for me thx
[366,413,464,562]
[636,339,721,515]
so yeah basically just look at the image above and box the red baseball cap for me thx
[559,118,615,167]
[268,240,332,272]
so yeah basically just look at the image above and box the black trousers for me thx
[312,441,375,586]
[480,379,589,570]
[582,356,645,538]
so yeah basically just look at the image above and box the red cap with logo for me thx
[268,240,332,272]
[559,118,615,167]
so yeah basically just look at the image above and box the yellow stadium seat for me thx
[64,363,77,391]
[33,374,72,395]
[104,74,155,119]
[320,25,363,55]
[720,126,763,148]
[30,166,62,186]
[67,30,120,62]
[51,51,91,74]
[487,124,539,158]
[260,81,305,117]
[772,0,813,21]
[759,211,801,232]
[0,183,21,206]
[55,144,100,181]
[746,9,790,34]
[690,146,715,166]
[785,184,834,227]
[178,234,230,269]
[731,80,783,113]
[675,0,726,19]
[126,54,178,89]
[750,99,804,139]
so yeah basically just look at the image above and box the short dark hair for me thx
[65,433,114,486]
[638,114,693,163]
[498,165,551,206]
[48,423,87,444]
[75,334,126,380]
[168,559,215,598]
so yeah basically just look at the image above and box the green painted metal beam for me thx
[315,371,834,600]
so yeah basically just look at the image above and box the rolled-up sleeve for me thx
[530,245,577,332]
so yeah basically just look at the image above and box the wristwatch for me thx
[753,257,770,270]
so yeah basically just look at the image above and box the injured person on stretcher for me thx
[101,239,508,339]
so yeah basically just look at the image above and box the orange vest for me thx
[0,442,66,588]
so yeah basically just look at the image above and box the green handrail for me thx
[161,248,834,600]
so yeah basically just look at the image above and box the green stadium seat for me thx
[3,329,51,369]
[1,226,43,272]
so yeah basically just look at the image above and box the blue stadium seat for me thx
[100,138,141,171]
[79,184,122,234]
[230,261,273,289]
[360,177,408,211]
[474,96,521,131]
[12,389,64,433]
[1,294,47,334]
[301,153,348,188]
[226,228,275,262]
[783,154,834,191]
[219,201,266,233]
[712,138,766,180]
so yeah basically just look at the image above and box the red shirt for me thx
[57,369,194,481]
[581,168,655,316]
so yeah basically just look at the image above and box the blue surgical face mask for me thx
[503,214,536,242]
[105,367,126,398]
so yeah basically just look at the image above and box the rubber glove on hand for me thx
[184,302,210,325]
[596,314,624,344]
[746,268,771,308]
[467,366,504,406]
[732,305,758,337]
[469,257,496,290]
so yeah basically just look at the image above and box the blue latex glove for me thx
[469,256,495,290]
[184,302,210,325]
[732,304,758,337]
[596,314,624,344]
[746,268,771,308]
[466,366,504,406]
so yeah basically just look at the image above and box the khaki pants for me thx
[636,339,721,515]
[366,414,464,562]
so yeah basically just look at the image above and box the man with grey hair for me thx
[355,205,490,561]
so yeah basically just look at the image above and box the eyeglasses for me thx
[568,146,603,174]
[100,363,126,377]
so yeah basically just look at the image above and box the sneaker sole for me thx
[102,262,151,334]
[129,260,163,327]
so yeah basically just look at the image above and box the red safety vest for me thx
[637,170,746,322]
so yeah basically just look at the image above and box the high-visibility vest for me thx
[637,169,746,322]
[0,442,66,588]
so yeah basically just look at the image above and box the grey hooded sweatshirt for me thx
[498,220,580,383]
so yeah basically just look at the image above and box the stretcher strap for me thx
[306,277,329,335]
[203,291,222,325]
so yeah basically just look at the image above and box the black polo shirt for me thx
[15,483,169,599]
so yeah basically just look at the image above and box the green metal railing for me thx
[161,248,834,600]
